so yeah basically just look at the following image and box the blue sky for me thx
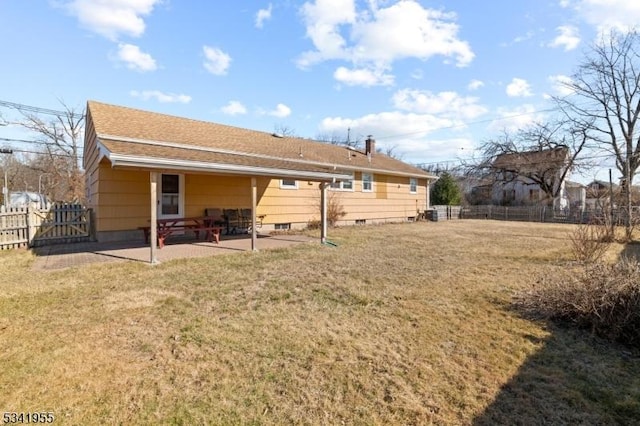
[1,0,639,182]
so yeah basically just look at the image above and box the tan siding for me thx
[95,164,149,231]
[94,170,428,234]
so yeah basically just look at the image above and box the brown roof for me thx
[492,147,569,171]
[87,101,434,179]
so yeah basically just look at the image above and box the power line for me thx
[0,137,84,151]
[0,99,85,119]
[3,147,83,160]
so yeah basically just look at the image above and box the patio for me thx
[30,233,316,271]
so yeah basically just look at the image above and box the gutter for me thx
[97,133,434,180]
[105,152,353,181]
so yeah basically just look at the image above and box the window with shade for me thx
[161,174,180,215]
[362,173,373,192]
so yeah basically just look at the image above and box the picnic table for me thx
[140,216,223,248]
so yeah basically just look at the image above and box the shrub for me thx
[568,220,613,263]
[515,258,640,348]
[310,190,346,229]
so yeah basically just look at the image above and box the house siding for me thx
[91,166,428,240]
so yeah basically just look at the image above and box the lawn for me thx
[1,220,639,425]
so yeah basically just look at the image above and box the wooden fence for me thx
[0,203,93,250]
[458,205,632,224]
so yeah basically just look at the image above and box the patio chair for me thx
[223,208,241,234]
[240,208,252,229]
[205,208,226,227]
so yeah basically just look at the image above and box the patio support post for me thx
[251,177,257,251]
[426,179,431,209]
[150,171,159,264]
[320,182,328,244]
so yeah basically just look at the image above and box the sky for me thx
[1,0,640,183]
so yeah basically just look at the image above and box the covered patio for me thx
[31,233,316,271]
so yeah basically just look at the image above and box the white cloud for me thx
[548,74,575,97]
[468,79,484,91]
[501,31,535,47]
[488,104,545,133]
[130,90,191,103]
[549,25,580,51]
[221,101,247,115]
[116,43,157,72]
[410,69,424,80]
[572,0,640,34]
[392,89,488,120]
[255,4,273,28]
[334,66,394,87]
[506,78,533,97]
[203,46,231,75]
[319,111,472,162]
[297,0,474,86]
[64,0,160,40]
[270,103,292,118]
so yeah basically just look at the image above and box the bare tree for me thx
[273,124,297,137]
[465,120,588,204]
[556,30,640,239]
[3,101,85,201]
[380,144,404,160]
[315,129,361,148]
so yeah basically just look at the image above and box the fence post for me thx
[26,205,32,247]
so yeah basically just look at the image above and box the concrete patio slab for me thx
[31,233,316,271]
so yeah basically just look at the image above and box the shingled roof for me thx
[86,101,435,181]
[492,147,569,172]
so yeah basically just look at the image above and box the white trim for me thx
[330,172,354,191]
[409,177,418,194]
[158,173,184,219]
[104,152,352,181]
[362,172,373,192]
[280,179,298,189]
[97,134,435,179]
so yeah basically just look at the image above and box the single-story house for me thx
[83,101,436,259]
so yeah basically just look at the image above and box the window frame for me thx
[330,173,355,191]
[409,177,417,194]
[362,172,373,192]
[280,179,298,189]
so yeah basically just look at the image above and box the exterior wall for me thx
[491,177,570,208]
[258,173,428,228]
[92,167,429,241]
[83,118,100,214]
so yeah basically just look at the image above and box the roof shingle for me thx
[87,101,434,179]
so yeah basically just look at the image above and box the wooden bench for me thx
[139,217,223,248]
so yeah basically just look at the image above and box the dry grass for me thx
[1,220,639,425]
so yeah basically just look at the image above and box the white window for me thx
[409,178,417,194]
[280,179,298,189]
[158,174,184,218]
[362,173,373,192]
[331,173,354,191]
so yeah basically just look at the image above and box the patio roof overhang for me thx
[97,138,353,182]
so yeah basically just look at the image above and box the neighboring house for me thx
[585,180,616,210]
[565,181,586,211]
[83,101,437,244]
[474,147,573,208]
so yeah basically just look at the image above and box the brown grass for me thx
[1,220,639,424]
